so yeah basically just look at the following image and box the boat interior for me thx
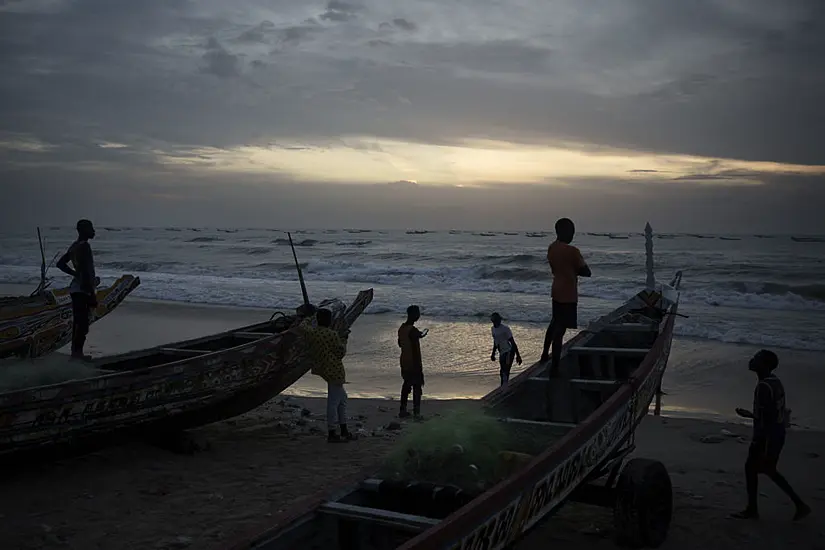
[251,300,671,550]
[96,315,297,373]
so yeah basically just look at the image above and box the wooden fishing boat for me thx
[0,288,373,461]
[225,231,683,550]
[0,274,141,360]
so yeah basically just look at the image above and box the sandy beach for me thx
[1,295,824,549]
[0,395,822,550]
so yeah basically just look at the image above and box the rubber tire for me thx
[613,458,673,548]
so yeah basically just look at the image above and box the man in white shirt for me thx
[490,313,522,386]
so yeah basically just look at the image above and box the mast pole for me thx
[645,222,655,291]
[288,232,310,308]
[36,227,46,295]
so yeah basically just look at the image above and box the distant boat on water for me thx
[791,236,825,243]
[718,236,741,241]
[406,230,429,235]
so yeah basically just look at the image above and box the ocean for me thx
[1,226,824,352]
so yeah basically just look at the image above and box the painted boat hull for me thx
[0,275,141,360]
[0,289,373,462]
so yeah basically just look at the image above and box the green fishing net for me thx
[380,406,550,492]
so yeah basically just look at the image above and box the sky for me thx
[1,0,824,232]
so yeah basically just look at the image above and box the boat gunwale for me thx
[0,323,286,400]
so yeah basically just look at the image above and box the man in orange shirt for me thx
[541,218,591,376]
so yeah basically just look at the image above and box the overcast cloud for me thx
[1,0,824,232]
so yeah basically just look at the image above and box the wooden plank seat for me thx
[318,502,438,533]
[568,346,650,356]
[232,332,275,339]
[159,348,214,356]
[498,417,577,429]
[527,377,622,387]
[582,322,658,333]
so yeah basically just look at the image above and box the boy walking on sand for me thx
[305,308,355,443]
[541,218,591,376]
[56,219,100,361]
[398,305,428,418]
[490,313,522,386]
[732,349,810,521]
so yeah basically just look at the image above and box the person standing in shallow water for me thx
[732,349,811,521]
[541,217,591,376]
[56,219,100,361]
[398,305,427,418]
[490,313,522,386]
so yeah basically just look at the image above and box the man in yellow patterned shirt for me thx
[303,308,355,442]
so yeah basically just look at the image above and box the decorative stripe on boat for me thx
[318,502,439,532]
[232,332,275,339]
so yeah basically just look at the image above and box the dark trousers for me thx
[745,432,804,510]
[70,292,91,355]
[499,352,514,385]
[400,382,422,414]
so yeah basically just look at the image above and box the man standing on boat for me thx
[490,312,522,386]
[56,219,100,361]
[398,305,427,419]
[304,308,356,443]
[732,349,811,521]
[541,218,591,376]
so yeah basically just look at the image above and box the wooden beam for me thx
[583,322,657,333]
[159,348,213,355]
[232,332,274,339]
[569,378,623,387]
[319,502,438,532]
[568,346,650,356]
[604,323,658,332]
[499,418,577,429]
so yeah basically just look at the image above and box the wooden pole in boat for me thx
[37,227,46,294]
[287,232,311,308]
[646,222,664,416]
[645,222,655,291]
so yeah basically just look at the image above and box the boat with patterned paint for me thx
[0,274,141,360]
[0,289,373,462]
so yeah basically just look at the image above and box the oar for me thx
[288,232,310,309]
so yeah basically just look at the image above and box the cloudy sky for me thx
[1,0,823,232]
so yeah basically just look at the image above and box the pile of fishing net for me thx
[380,406,535,493]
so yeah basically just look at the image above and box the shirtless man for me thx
[540,218,591,376]
[56,219,99,361]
